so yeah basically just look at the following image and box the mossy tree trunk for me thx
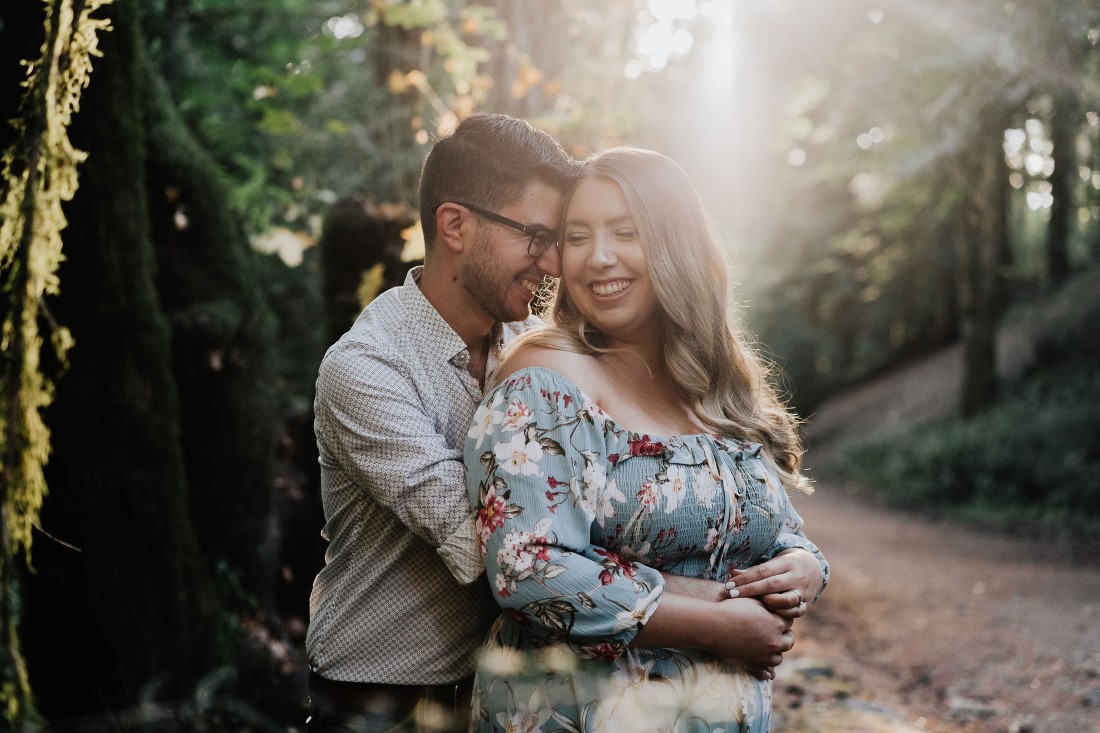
[21,0,220,716]
[140,16,280,609]
[17,0,283,716]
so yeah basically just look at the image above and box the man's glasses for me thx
[449,201,558,258]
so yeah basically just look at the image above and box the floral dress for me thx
[465,367,829,733]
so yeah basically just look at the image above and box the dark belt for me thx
[309,670,474,714]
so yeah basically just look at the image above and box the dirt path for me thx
[766,317,1100,732]
[773,485,1100,732]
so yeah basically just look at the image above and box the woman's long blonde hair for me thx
[514,147,809,492]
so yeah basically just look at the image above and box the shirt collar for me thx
[399,266,507,368]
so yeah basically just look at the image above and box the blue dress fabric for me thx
[465,367,829,733]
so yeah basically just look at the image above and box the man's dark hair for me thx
[418,113,579,251]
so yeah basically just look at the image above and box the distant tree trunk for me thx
[480,0,570,118]
[318,195,415,347]
[23,0,218,716]
[1046,92,1078,289]
[1093,123,1100,263]
[140,28,281,608]
[958,111,1009,417]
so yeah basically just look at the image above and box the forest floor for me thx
[771,317,1100,733]
[771,484,1100,733]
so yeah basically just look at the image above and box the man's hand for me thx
[725,549,823,619]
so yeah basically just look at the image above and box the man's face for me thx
[459,180,564,324]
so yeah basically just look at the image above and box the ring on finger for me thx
[792,589,802,605]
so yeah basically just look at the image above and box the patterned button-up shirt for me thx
[306,267,536,684]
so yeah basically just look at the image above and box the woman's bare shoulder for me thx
[495,346,606,397]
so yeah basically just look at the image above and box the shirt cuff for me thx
[437,513,485,585]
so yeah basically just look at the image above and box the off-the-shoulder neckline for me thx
[495,365,757,448]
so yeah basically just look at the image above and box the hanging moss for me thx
[0,1,112,728]
[19,0,221,716]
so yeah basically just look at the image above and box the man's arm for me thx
[315,343,482,583]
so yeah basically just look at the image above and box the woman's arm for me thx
[659,573,728,602]
[467,368,666,654]
[632,593,794,678]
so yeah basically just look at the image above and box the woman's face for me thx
[561,176,660,345]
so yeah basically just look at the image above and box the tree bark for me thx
[1046,91,1078,289]
[958,111,1009,417]
[23,0,218,715]
[140,31,280,607]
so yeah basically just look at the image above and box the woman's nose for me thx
[591,235,617,267]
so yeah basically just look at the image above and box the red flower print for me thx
[531,538,552,563]
[581,641,622,661]
[607,453,620,468]
[636,482,660,510]
[629,435,665,456]
[478,489,507,535]
[595,547,637,585]
[563,394,573,408]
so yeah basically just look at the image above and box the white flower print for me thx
[587,478,626,529]
[494,432,543,476]
[582,459,606,493]
[494,572,511,597]
[636,481,660,513]
[496,690,555,733]
[612,654,656,690]
[663,465,687,513]
[704,527,719,553]
[503,397,534,432]
[468,392,504,449]
[580,398,606,425]
[498,531,533,575]
[612,587,661,633]
[570,476,597,522]
[694,469,718,508]
[497,518,553,579]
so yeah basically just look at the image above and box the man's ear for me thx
[435,202,470,255]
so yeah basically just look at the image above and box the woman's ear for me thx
[435,202,469,255]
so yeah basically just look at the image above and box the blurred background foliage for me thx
[1,0,1099,728]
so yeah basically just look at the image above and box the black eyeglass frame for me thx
[444,201,559,257]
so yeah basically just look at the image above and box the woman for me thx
[464,147,828,732]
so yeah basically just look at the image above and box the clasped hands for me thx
[714,549,824,680]
[725,548,823,619]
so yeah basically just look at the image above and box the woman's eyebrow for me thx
[564,215,632,227]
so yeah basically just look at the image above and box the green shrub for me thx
[841,368,1100,522]
[838,267,1100,527]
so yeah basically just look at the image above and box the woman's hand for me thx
[709,597,795,677]
[632,591,794,679]
[724,549,823,619]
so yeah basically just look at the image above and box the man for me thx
[306,113,580,732]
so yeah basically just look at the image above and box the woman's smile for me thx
[589,279,634,297]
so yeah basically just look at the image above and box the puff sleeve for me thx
[465,368,666,657]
